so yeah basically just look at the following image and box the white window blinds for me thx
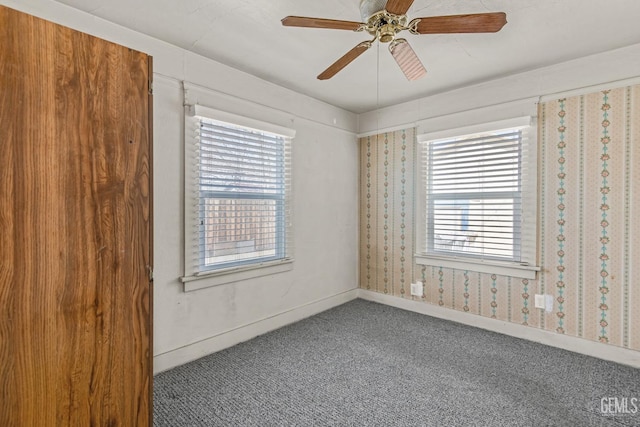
[417,118,537,272]
[186,107,293,275]
[424,128,522,260]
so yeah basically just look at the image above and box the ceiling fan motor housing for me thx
[360,0,409,43]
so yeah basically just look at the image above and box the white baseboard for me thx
[358,289,640,369]
[154,288,359,374]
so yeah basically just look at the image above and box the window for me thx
[183,105,294,288]
[416,117,538,278]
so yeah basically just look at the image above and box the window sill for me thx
[180,258,294,292]
[415,254,538,279]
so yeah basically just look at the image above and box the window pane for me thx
[426,128,522,261]
[432,198,518,259]
[199,121,285,196]
[430,130,521,194]
[197,117,289,271]
[201,198,283,267]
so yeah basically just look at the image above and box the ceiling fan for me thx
[281,0,507,81]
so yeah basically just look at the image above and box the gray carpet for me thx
[154,299,640,426]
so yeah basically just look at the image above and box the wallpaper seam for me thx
[578,95,585,338]
[540,102,547,329]
[366,136,371,290]
[400,129,407,297]
[623,86,631,348]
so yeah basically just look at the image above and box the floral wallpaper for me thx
[359,129,416,297]
[359,84,640,351]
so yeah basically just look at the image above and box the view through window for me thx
[196,117,291,271]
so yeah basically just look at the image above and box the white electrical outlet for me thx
[534,294,555,312]
[545,294,554,313]
[410,282,424,297]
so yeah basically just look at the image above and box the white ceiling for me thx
[54,0,640,113]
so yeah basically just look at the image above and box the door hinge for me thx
[147,265,154,281]
[148,56,153,95]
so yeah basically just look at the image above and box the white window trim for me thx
[181,104,295,290]
[190,104,296,139]
[415,116,539,278]
[416,116,531,144]
[415,255,539,279]
[181,259,293,292]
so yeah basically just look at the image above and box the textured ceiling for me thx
[54,0,640,113]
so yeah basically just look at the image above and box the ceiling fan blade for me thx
[281,16,363,31]
[389,39,426,81]
[318,41,372,80]
[412,12,507,34]
[385,0,416,16]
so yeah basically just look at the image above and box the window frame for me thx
[415,117,539,279]
[181,105,295,290]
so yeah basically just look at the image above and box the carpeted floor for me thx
[154,299,640,426]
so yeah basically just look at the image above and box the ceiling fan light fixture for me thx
[389,38,427,80]
[360,0,388,21]
[378,23,397,43]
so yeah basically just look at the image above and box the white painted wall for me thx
[3,0,360,373]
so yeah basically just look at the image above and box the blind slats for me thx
[200,145,282,160]
[431,131,521,148]
[423,128,523,261]
[201,123,284,143]
[430,156,518,171]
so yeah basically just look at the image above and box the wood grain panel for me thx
[0,5,152,426]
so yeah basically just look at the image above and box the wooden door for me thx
[0,5,152,426]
